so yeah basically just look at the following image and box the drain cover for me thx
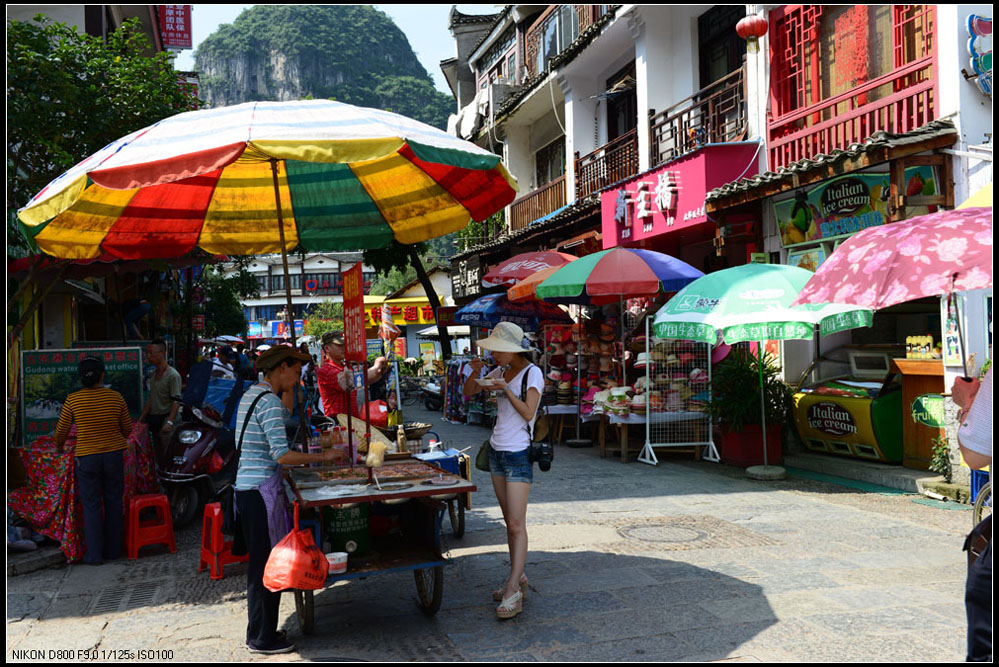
[610,515,779,551]
[619,524,709,544]
[89,583,160,614]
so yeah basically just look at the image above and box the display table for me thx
[889,358,945,471]
[543,404,580,445]
[582,411,708,463]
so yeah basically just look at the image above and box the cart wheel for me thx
[294,589,315,635]
[448,498,465,538]
[414,566,444,616]
[972,481,991,526]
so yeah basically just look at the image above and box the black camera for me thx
[529,440,553,472]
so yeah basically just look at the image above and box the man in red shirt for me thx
[317,332,388,418]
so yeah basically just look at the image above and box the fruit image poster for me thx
[773,166,937,247]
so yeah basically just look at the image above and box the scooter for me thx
[422,375,444,411]
[155,361,245,527]
[156,401,238,528]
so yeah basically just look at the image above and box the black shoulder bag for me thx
[221,389,272,538]
[521,365,553,471]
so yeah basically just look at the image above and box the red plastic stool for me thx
[199,502,248,579]
[126,494,176,559]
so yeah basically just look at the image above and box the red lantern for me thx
[736,14,769,54]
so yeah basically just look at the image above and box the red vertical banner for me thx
[343,264,366,363]
[158,5,193,49]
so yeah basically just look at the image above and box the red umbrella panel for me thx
[482,251,577,288]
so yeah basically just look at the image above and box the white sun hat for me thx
[476,321,528,353]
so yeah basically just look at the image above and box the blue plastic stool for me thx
[298,517,322,549]
[971,470,990,503]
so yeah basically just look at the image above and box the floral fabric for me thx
[792,207,992,309]
[7,422,160,563]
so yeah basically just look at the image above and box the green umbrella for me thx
[652,264,873,476]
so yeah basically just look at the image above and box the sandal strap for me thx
[497,590,522,611]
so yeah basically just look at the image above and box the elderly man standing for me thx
[139,339,181,446]
[316,332,387,418]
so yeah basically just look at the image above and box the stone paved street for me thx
[7,404,974,662]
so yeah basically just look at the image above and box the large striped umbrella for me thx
[16,99,518,259]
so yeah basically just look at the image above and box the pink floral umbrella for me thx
[792,206,992,374]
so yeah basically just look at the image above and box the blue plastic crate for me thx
[971,469,990,503]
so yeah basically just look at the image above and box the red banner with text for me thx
[342,264,366,363]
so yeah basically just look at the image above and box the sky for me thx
[171,4,499,95]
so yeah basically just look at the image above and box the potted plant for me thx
[709,347,794,467]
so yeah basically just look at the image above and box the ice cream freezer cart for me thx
[792,350,905,463]
[285,457,476,634]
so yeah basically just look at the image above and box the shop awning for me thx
[415,325,470,339]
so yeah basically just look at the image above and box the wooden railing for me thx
[574,128,639,200]
[510,174,567,231]
[649,66,747,167]
[768,56,936,170]
[526,5,610,79]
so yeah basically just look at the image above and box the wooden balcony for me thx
[574,128,639,200]
[649,66,747,168]
[768,56,936,170]
[526,5,609,79]
[509,174,567,232]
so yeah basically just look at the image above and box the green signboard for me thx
[774,166,938,247]
[20,347,144,448]
[911,393,946,429]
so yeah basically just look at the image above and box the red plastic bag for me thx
[262,503,329,592]
[364,400,390,428]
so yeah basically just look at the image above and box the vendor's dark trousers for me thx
[75,450,125,564]
[235,488,282,648]
[966,536,992,662]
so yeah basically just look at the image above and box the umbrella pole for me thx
[758,340,768,468]
[269,159,298,348]
[620,295,626,387]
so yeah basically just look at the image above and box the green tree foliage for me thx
[6,15,197,257]
[197,264,260,338]
[195,5,453,129]
[303,300,343,339]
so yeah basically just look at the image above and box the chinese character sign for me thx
[19,347,144,448]
[343,264,366,362]
[158,5,193,49]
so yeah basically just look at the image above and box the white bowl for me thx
[326,552,348,574]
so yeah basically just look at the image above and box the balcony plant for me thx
[709,346,794,467]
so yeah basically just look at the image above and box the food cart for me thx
[285,457,476,633]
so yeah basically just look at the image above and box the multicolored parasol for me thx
[481,250,577,288]
[17,99,518,260]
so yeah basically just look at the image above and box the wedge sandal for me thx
[492,575,528,602]
[496,590,523,620]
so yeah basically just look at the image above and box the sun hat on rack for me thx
[476,321,528,353]
[634,352,650,368]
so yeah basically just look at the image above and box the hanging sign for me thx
[343,264,366,363]
[774,166,938,247]
[158,5,193,49]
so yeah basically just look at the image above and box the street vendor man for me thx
[234,344,340,655]
[139,339,181,444]
[316,331,388,417]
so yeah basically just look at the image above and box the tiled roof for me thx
[464,5,513,57]
[451,194,601,262]
[706,119,958,205]
[450,7,504,27]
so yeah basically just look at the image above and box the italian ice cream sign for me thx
[774,166,938,247]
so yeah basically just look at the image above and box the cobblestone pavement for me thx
[7,404,974,662]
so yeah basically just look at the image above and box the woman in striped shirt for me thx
[55,356,133,565]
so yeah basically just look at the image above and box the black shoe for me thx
[246,638,294,655]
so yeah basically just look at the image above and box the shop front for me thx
[705,119,978,471]
[600,142,762,271]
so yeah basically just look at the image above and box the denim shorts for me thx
[488,446,533,484]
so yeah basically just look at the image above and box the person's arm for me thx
[366,357,387,384]
[119,396,133,439]
[462,359,486,396]
[54,402,74,452]
[954,370,992,470]
[496,367,542,422]
[163,372,182,431]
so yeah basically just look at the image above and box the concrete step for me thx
[783,451,941,494]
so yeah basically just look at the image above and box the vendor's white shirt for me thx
[490,364,544,452]
[959,367,992,459]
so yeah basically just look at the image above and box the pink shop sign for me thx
[601,143,760,248]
